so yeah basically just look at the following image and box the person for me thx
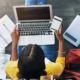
[5,0,65,79]
[5,24,65,79]
[17,0,55,62]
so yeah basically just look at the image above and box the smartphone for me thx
[51,16,63,31]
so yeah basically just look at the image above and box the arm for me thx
[11,25,19,61]
[46,26,65,77]
[54,24,65,57]
[58,39,64,57]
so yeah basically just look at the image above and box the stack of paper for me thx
[0,54,11,79]
[0,15,15,47]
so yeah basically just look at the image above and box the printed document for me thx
[0,15,15,47]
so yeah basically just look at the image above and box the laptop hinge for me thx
[19,21,52,23]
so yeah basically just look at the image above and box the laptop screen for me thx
[16,7,50,20]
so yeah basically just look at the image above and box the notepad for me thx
[0,15,15,47]
[63,15,80,47]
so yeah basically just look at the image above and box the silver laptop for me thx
[13,5,55,46]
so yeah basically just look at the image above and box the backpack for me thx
[63,49,80,80]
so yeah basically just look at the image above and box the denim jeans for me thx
[40,45,56,62]
[25,0,45,5]
[17,0,56,62]
[17,45,56,62]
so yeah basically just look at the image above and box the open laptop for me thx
[13,5,55,46]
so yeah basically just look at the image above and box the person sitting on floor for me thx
[5,24,65,79]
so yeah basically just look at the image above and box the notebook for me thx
[63,15,80,47]
[0,15,15,47]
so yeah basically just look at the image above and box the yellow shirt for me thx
[5,57,65,79]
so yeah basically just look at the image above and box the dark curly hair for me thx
[17,44,47,79]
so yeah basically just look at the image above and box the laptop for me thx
[13,5,55,46]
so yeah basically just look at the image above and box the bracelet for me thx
[58,51,65,54]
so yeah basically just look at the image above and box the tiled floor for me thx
[0,0,80,79]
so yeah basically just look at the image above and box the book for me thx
[0,15,15,47]
[63,15,80,47]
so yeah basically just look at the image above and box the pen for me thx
[3,23,10,33]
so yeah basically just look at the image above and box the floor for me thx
[0,0,80,79]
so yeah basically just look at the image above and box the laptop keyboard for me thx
[18,23,53,36]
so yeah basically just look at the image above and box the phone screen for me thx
[51,16,62,31]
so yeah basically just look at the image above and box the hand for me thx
[54,24,64,42]
[11,25,19,44]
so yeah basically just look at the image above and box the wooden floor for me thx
[0,0,80,79]
[0,0,79,56]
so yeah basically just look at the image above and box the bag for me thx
[63,49,80,80]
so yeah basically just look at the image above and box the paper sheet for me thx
[0,36,8,47]
[1,29,12,43]
[0,15,15,33]
[0,23,6,34]
[0,54,11,79]
[0,15,15,47]
[45,58,51,64]
[0,23,8,47]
